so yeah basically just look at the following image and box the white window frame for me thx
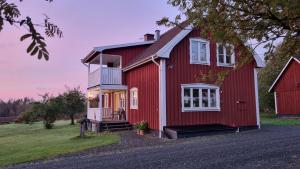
[216,43,235,67]
[189,38,210,65]
[130,87,138,109]
[181,83,220,112]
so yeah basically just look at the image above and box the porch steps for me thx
[100,121,132,132]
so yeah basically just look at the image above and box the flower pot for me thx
[139,130,145,136]
[136,129,140,135]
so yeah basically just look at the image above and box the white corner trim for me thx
[159,59,167,138]
[274,92,278,114]
[253,68,261,129]
[268,57,298,92]
[253,52,265,68]
[156,25,193,58]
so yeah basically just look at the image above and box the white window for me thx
[217,43,235,67]
[189,38,210,65]
[130,87,138,109]
[181,83,220,112]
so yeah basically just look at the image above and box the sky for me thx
[0,0,180,101]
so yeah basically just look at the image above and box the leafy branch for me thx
[0,0,62,60]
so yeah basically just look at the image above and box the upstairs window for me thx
[217,43,235,67]
[181,84,220,112]
[130,87,138,109]
[190,38,210,65]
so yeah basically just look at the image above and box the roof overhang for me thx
[268,56,300,92]
[82,41,155,63]
[123,24,265,72]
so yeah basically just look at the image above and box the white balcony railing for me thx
[88,67,122,87]
[101,67,122,85]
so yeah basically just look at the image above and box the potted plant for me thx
[138,120,148,136]
[135,123,140,135]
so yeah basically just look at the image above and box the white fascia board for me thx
[94,41,155,52]
[156,25,193,58]
[268,57,295,92]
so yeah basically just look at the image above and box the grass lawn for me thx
[261,113,300,125]
[0,121,120,167]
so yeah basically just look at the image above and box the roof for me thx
[269,56,300,92]
[82,41,155,63]
[123,21,190,70]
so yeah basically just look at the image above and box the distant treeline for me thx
[0,98,34,117]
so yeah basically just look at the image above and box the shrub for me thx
[16,111,37,124]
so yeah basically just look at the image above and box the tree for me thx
[32,93,64,129]
[62,87,85,125]
[158,0,300,62]
[0,0,62,60]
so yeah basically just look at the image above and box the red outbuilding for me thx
[269,56,300,116]
[82,22,265,137]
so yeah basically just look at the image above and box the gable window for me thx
[190,38,210,65]
[181,84,220,112]
[130,87,138,109]
[217,43,235,67]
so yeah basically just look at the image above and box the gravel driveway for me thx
[7,125,300,169]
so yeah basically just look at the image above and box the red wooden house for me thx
[81,23,265,137]
[269,56,300,116]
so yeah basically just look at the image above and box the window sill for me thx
[182,108,221,112]
[130,107,138,110]
[190,62,210,65]
[217,63,235,68]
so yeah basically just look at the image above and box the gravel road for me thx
[7,125,300,169]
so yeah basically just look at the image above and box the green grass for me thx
[261,113,300,125]
[0,121,119,167]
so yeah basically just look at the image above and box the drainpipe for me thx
[151,55,166,138]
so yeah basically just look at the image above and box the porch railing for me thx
[88,69,100,88]
[88,67,122,87]
[102,107,113,119]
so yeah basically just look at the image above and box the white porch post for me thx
[99,53,103,122]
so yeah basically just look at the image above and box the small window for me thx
[190,38,210,65]
[217,43,235,67]
[130,88,138,109]
[181,84,220,112]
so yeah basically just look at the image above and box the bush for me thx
[16,111,37,124]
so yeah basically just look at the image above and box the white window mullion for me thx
[199,88,202,109]
[208,89,211,109]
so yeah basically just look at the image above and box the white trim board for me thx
[268,57,300,92]
[254,68,261,129]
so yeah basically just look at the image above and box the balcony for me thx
[88,54,122,88]
[88,67,122,87]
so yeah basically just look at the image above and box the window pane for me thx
[191,41,198,61]
[184,98,191,108]
[210,89,217,107]
[184,88,190,97]
[200,43,207,62]
[218,45,224,63]
[193,89,199,97]
[225,46,232,64]
[193,98,200,107]
[202,89,208,107]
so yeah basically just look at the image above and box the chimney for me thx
[155,30,160,40]
[144,33,155,41]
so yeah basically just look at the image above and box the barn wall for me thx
[124,62,160,130]
[166,29,258,127]
[274,60,300,115]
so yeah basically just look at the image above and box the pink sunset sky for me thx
[0,0,180,101]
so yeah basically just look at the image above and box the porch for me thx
[87,87,128,123]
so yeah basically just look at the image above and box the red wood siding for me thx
[124,62,159,130]
[104,45,150,67]
[166,29,257,127]
[274,60,300,115]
